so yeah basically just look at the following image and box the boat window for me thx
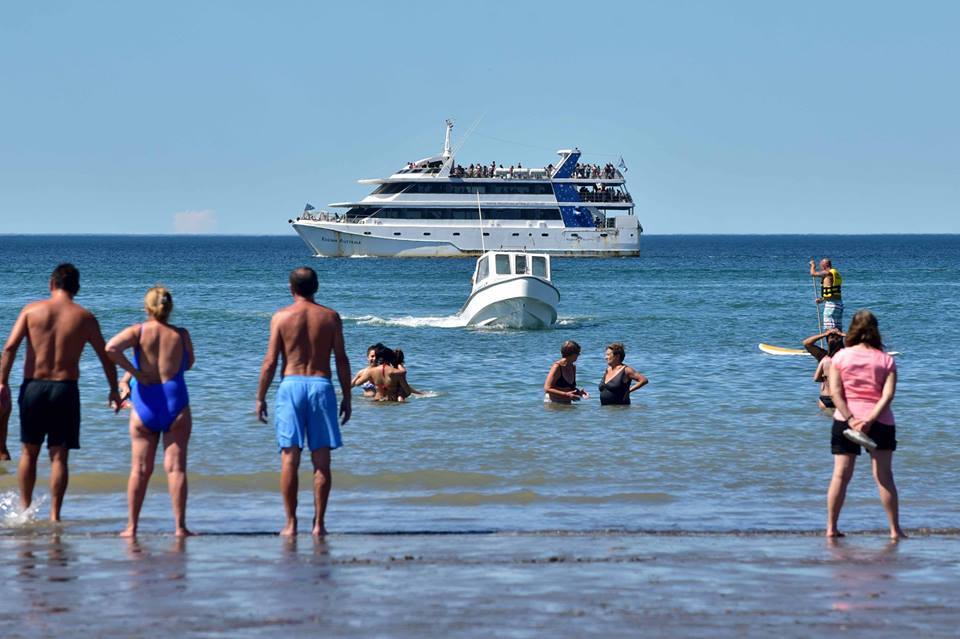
[477,256,489,282]
[345,207,562,221]
[532,256,547,277]
[495,254,510,275]
[515,255,527,274]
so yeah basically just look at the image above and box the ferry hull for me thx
[457,277,559,329]
[292,221,640,258]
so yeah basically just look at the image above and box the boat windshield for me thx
[495,254,510,275]
[515,255,527,274]
[532,256,548,278]
[477,255,489,282]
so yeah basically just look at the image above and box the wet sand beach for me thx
[1,531,958,638]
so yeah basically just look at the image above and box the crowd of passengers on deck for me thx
[578,186,632,203]
[401,161,623,181]
[573,163,621,180]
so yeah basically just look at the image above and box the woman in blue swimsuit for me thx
[107,286,194,538]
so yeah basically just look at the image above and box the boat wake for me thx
[348,314,468,329]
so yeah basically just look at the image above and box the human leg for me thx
[162,408,192,537]
[310,447,332,536]
[122,414,160,537]
[47,446,70,522]
[826,454,856,537]
[0,399,11,460]
[280,447,302,536]
[871,450,906,539]
[17,443,41,511]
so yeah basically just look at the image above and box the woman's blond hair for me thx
[144,286,173,322]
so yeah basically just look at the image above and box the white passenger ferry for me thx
[291,121,642,257]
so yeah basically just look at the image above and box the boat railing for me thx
[298,210,343,223]
[578,190,633,203]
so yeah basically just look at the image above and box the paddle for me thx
[810,257,823,347]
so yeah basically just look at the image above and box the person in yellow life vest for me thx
[809,258,844,330]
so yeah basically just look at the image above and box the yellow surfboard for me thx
[758,343,901,357]
[758,343,807,356]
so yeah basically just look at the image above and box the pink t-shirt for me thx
[831,346,897,425]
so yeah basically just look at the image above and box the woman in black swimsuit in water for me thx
[598,342,648,405]
[544,340,588,404]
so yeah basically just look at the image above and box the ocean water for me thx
[1,234,958,536]
[2,234,959,637]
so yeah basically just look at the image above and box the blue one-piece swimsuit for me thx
[131,327,190,433]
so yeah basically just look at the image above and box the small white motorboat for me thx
[457,251,560,328]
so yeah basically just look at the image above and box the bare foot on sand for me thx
[174,527,195,538]
[312,525,327,537]
[120,525,137,538]
[825,530,846,538]
[280,519,297,537]
[0,448,11,461]
[891,530,908,540]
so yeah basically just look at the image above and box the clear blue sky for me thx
[1,1,957,234]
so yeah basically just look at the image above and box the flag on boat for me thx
[617,157,628,172]
[303,203,315,212]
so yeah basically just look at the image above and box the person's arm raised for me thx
[256,313,283,423]
[332,313,352,425]
[0,309,28,411]
[88,315,121,413]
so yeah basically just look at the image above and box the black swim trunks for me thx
[831,419,896,456]
[819,395,836,409]
[18,380,81,449]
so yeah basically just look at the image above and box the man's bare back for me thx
[16,297,100,381]
[273,300,341,378]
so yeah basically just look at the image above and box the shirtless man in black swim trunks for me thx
[0,264,120,521]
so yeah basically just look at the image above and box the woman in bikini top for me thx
[105,286,194,538]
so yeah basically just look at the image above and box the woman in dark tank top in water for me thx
[544,340,589,404]
[598,342,648,405]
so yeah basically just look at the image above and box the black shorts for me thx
[819,395,836,409]
[831,419,896,456]
[18,380,81,449]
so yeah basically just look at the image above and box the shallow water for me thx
[1,532,958,638]
[1,234,959,537]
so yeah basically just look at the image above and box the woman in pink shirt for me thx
[827,310,905,539]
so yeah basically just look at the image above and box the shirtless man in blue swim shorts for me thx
[256,267,352,537]
[0,264,120,521]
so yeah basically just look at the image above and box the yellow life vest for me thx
[821,268,842,300]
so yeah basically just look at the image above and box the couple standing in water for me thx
[0,265,192,536]
[352,343,422,401]
[544,340,649,405]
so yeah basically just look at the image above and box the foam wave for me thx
[0,490,46,527]
[347,314,467,329]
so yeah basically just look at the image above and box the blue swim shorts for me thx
[823,301,844,330]
[275,376,342,452]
